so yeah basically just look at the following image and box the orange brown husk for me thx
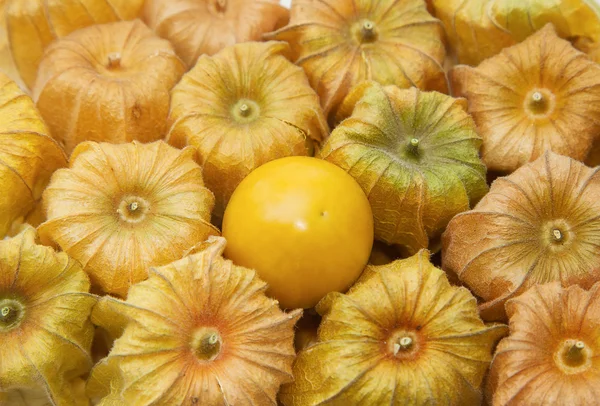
[0,228,95,404]
[443,152,600,321]
[143,0,289,67]
[488,282,600,405]
[33,20,186,155]
[167,41,328,215]
[320,81,488,254]
[38,140,219,298]
[268,0,447,118]
[280,250,507,406]
[452,24,600,174]
[87,236,302,405]
[0,72,66,238]
[4,0,144,88]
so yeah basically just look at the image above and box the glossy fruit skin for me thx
[222,156,374,309]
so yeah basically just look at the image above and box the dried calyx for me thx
[0,298,25,331]
[191,327,223,361]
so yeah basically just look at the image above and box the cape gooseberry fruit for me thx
[268,0,447,119]
[0,228,95,404]
[3,0,144,89]
[320,81,488,255]
[38,140,219,298]
[167,41,328,216]
[142,0,289,67]
[488,282,600,405]
[32,19,186,155]
[443,152,600,321]
[280,251,507,406]
[87,236,302,405]
[452,24,600,174]
[0,72,66,238]
[432,0,600,65]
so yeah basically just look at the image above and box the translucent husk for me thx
[87,236,302,405]
[38,140,219,298]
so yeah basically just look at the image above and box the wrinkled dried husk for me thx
[488,282,600,405]
[38,140,219,298]
[88,236,301,405]
[32,20,186,155]
[443,152,600,321]
[0,228,95,404]
[280,250,507,406]
[432,0,600,65]
[4,0,144,89]
[268,0,447,119]
[167,41,328,216]
[451,24,600,173]
[0,72,67,238]
[0,0,25,91]
[320,81,487,254]
[143,0,289,67]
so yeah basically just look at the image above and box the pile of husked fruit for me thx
[2,0,600,405]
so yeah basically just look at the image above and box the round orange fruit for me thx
[222,156,374,309]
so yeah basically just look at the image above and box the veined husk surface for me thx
[280,250,507,406]
[38,140,219,298]
[87,236,302,405]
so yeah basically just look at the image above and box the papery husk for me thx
[320,81,488,255]
[268,0,447,119]
[87,236,302,405]
[143,0,289,67]
[488,282,600,405]
[167,41,328,215]
[32,20,185,155]
[280,250,507,406]
[443,152,600,322]
[4,0,144,89]
[0,227,95,404]
[38,140,219,298]
[585,138,600,167]
[0,72,67,238]
[0,0,25,91]
[452,24,600,174]
[432,0,600,66]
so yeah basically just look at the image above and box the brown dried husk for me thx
[32,20,186,155]
[488,282,600,405]
[280,250,507,406]
[38,140,219,298]
[167,41,328,215]
[268,0,448,119]
[452,24,600,174]
[87,236,302,405]
[4,0,144,89]
[143,0,289,67]
[0,228,95,404]
[0,72,67,238]
[443,152,600,321]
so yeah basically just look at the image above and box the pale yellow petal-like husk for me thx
[88,236,301,405]
[0,228,95,404]
[280,250,507,406]
[0,72,67,238]
[38,140,219,298]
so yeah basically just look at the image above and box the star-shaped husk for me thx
[451,24,600,174]
[166,41,328,216]
[0,72,67,238]
[267,0,448,119]
[87,236,302,405]
[443,152,600,322]
[142,0,289,67]
[280,250,507,406]
[0,227,95,404]
[32,20,186,155]
[431,0,600,65]
[38,140,219,298]
[319,81,488,255]
[488,282,600,405]
[4,0,144,89]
